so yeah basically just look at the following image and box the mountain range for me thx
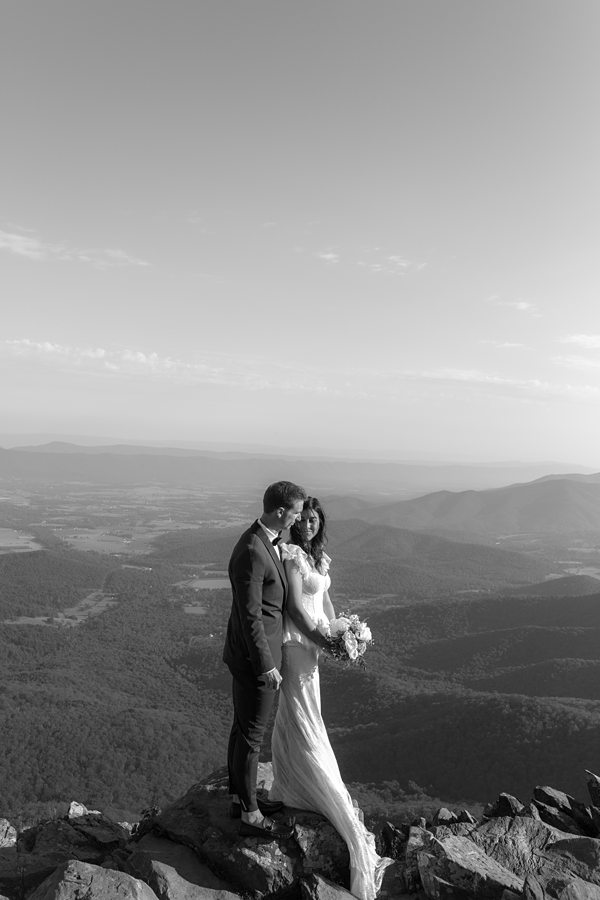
[350,474,600,535]
[1,442,595,496]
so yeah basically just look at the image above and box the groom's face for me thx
[279,500,304,530]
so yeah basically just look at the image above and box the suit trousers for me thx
[227,671,276,811]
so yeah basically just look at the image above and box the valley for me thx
[1,444,600,825]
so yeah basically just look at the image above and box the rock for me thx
[152,765,351,897]
[0,845,17,899]
[534,786,597,836]
[419,870,472,898]
[432,824,477,841]
[524,871,600,900]
[518,803,542,821]
[380,821,408,859]
[128,833,240,899]
[585,771,600,808]
[402,826,435,893]
[470,815,600,893]
[28,859,159,899]
[417,833,524,899]
[293,818,350,885]
[470,816,558,877]
[484,794,525,819]
[300,872,356,900]
[0,822,16,849]
[545,834,600,885]
[16,809,130,893]
[456,810,477,825]
[432,809,458,827]
[67,801,101,819]
[533,800,584,835]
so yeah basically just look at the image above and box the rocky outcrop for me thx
[29,860,158,900]
[4,766,600,899]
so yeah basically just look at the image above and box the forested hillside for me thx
[0,585,231,821]
[1,480,600,826]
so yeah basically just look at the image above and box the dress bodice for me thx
[280,543,331,644]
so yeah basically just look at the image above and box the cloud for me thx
[316,251,340,264]
[357,248,425,276]
[481,340,526,349]
[562,334,600,350]
[553,354,600,371]
[487,296,541,316]
[381,365,599,402]
[0,228,150,268]
[312,244,426,275]
[5,339,597,405]
[1,339,342,395]
[0,231,51,261]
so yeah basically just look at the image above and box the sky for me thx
[1,1,600,465]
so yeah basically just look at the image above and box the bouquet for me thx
[326,612,373,667]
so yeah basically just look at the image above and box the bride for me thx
[269,497,392,900]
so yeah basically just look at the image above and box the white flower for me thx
[356,623,372,643]
[343,631,358,660]
[329,616,351,637]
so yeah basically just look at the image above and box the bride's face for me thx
[298,508,320,543]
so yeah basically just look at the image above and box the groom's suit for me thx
[223,520,288,811]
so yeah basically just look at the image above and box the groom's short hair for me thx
[263,481,306,513]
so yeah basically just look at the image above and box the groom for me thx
[223,480,306,837]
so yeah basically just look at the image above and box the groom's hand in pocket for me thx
[263,667,283,690]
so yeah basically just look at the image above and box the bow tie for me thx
[272,536,281,547]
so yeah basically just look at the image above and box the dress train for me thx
[270,640,392,900]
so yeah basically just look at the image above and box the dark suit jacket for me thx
[222,521,287,677]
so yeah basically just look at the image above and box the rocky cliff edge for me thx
[3,765,600,899]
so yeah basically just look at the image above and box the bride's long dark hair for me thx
[290,496,328,572]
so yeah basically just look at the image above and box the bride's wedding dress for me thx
[269,544,392,900]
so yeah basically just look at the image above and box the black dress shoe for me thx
[239,816,293,839]
[230,797,284,819]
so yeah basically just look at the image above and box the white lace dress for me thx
[269,543,392,900]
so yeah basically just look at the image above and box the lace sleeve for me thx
[280,543,311,578]
[320,552,332,575]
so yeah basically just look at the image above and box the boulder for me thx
[533,787,597,836]
[300,872,356,900]
[0,823,16,849]
[16,808,130,892]
[403,826,435,893]
[28,859,159,900]
[380,821,408,859]
[545,834,600,886]
[467,814,600,892]
[417,833,523,899]
[432,809,458,827]
[585,771,600,808]
[67,802,101,819]
[0,846,17,899]
[456,810,477,825]
[151,765,351,897]
[533,800,584,836]
[432,824,477,841]
[419,870,476,898]
[469,816,558,877]
[519,803,542,821]
[524,871,600,900]
[293,819,350,885]
[484,794,525,819]
[128,833,240,899]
